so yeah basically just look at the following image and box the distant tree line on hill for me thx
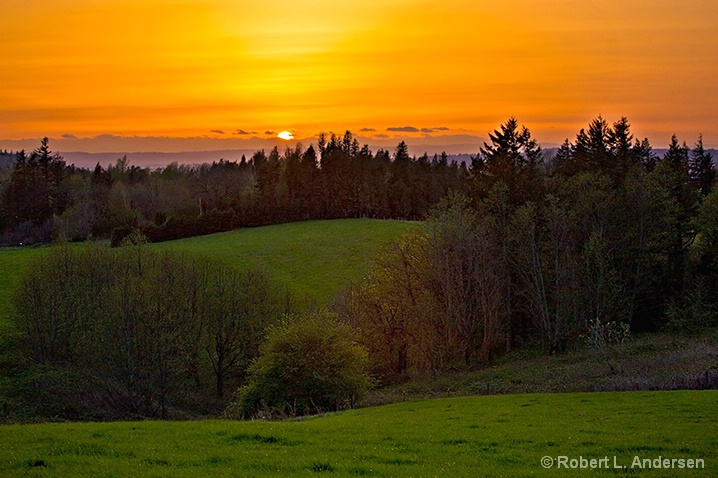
[0,150,15,169]
[0,133,467,245]
[1,123,714,248]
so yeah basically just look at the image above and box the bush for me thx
[5,365,107,421]
[142,210,239,243]
[110,225,140,247]
[225,312,371,419]
[584,318,631,350]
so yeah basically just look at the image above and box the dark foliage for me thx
[7,245,290,420]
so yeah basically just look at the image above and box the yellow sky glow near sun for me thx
[1,0,717,148]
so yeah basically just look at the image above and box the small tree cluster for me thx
[10,244,289,419]
[1,138,66,242]
[340,195,504,380]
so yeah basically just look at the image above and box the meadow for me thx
[0,390,715,477]
[0,218,415,327]
[0,247,45,330]
[152,218,415,304]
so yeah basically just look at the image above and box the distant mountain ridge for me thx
[1,147,716,170]
[60,150,477,169]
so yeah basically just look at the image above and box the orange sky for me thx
[1,0,717,150]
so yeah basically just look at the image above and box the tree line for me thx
[2,118,716,344]
[339,117,717,382]
[0,133,467,245]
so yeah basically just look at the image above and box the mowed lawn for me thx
[1,391,716,477]
[0,219,415,328]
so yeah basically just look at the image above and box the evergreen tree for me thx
[551,139,574,175]
[576,116,611,174]
[643,136,700,308]
[632,137,658,171]
[608,117,635,178]
[689,134,715,196]
[470,117,542,206]
[2,139,66,229]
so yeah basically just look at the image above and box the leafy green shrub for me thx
[225,313,371,419]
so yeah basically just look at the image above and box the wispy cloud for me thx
[210,129,225,135]
[61,133,77,139]
[233,129,257,135]
[264,130,276,135]
[421,127,451,133]
[387,126,420,133]
[360,127,376,132]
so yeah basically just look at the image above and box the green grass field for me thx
[0,391,715,477]
[0,219,414,328]
[154,219,415,304]
[0,247,47,330]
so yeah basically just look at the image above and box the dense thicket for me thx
[7,245,291,419]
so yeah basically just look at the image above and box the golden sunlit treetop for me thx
[1,0,717,149]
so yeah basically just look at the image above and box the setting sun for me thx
[278,131,294,140]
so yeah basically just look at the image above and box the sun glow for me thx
[278,131,294,140]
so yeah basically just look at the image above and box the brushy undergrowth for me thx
[363,330,718,407]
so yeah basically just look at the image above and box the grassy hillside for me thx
[154,219,415,304]
[0,219,414,327]
[0,390,715,477]
[0,247,46,330]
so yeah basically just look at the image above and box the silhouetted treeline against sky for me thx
[0,117,713,245]
[1,132,470,244]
